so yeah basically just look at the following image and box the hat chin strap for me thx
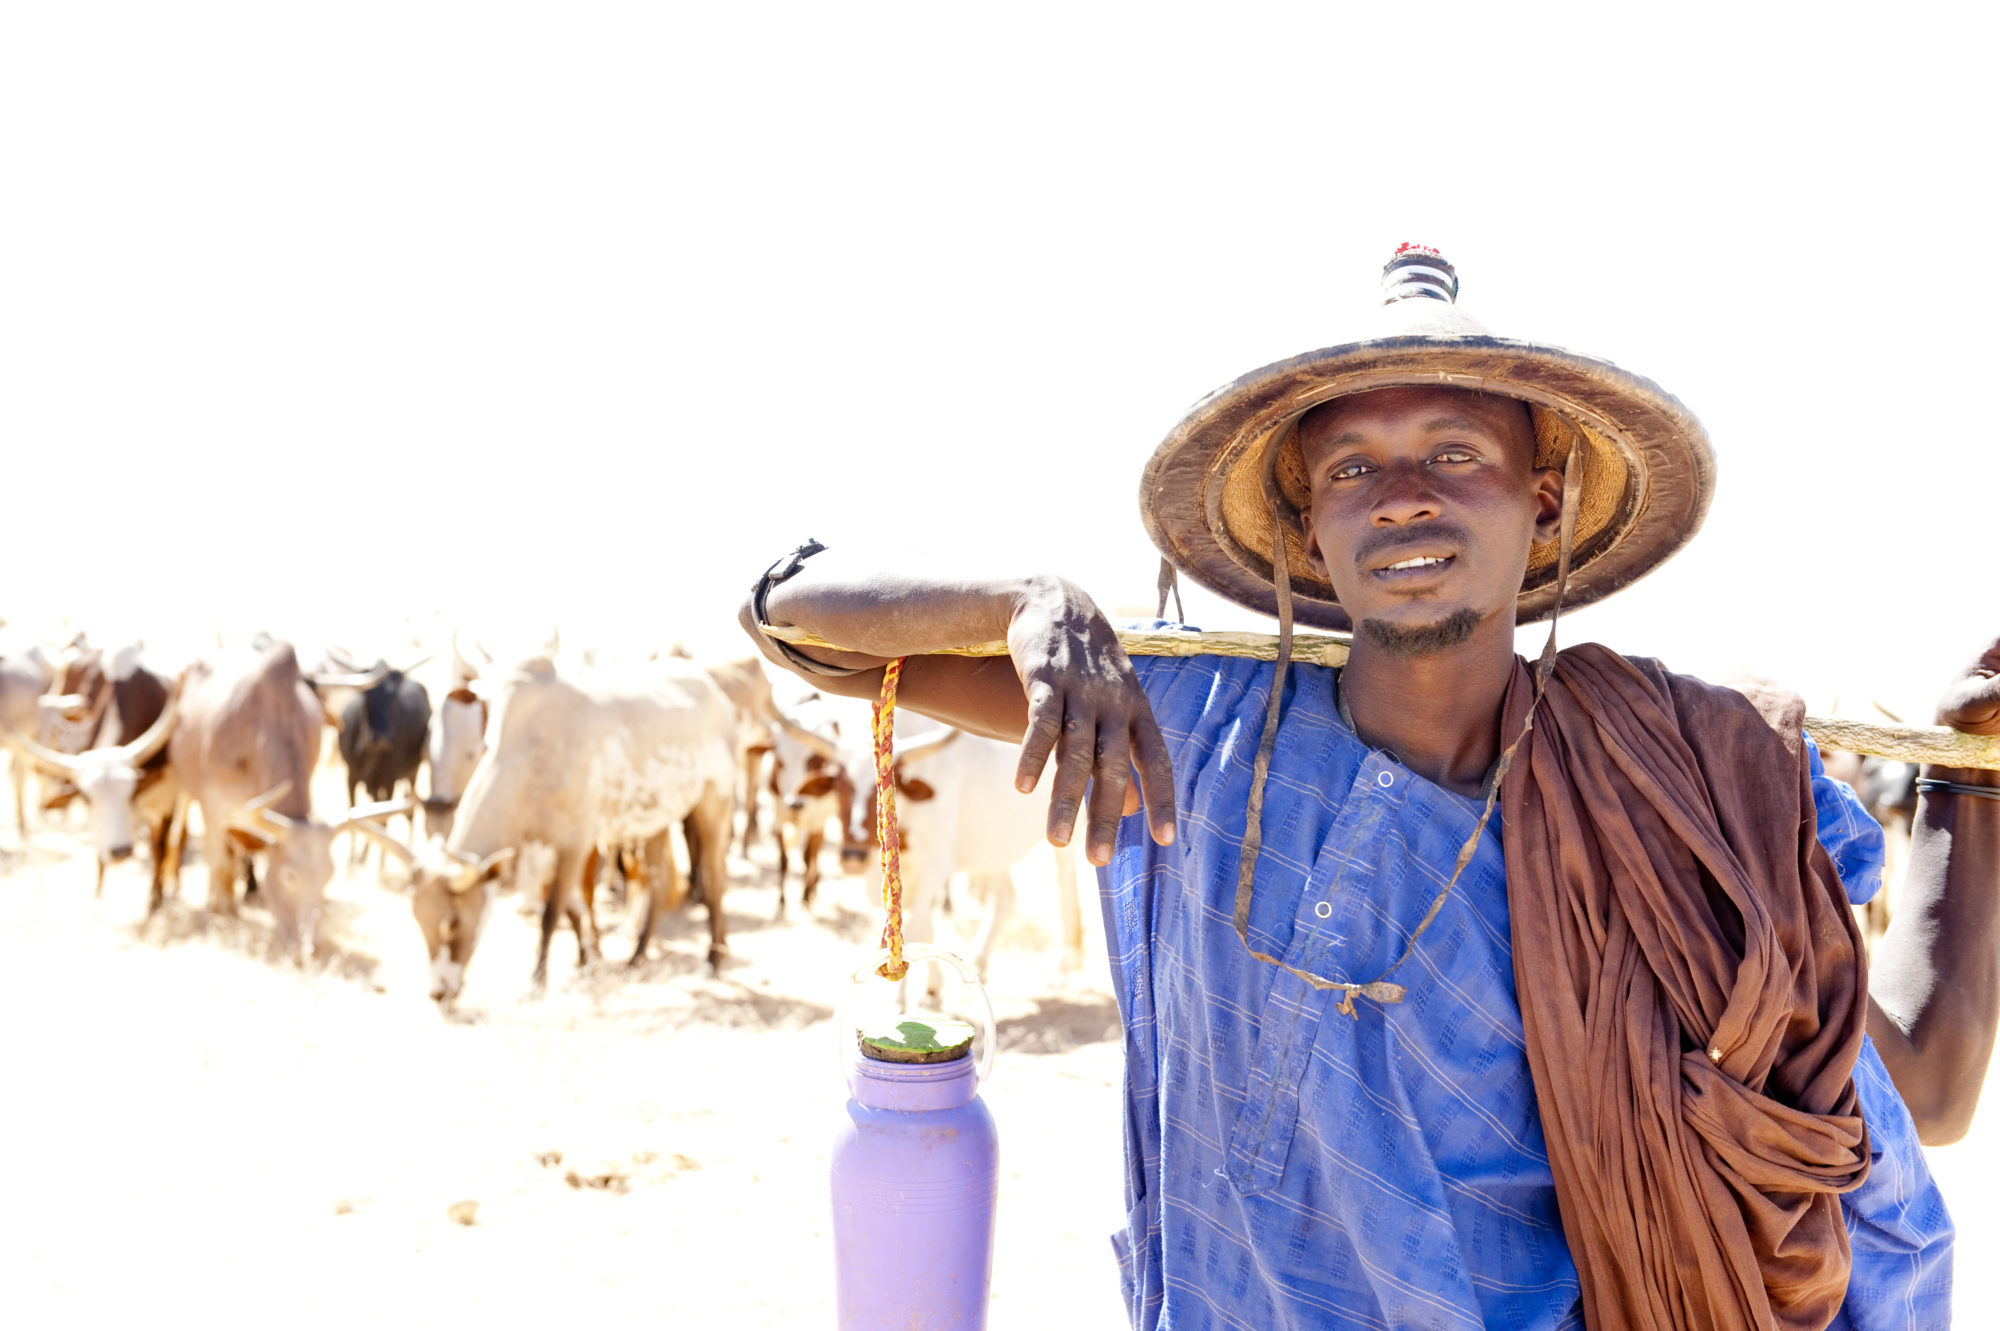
[1229,444,1586,1016]
[1154,557,1184,624]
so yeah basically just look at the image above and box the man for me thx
[742,248,1992,1329]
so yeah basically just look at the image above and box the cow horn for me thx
[115,685,180,768]
[226,794,293,843]
[307,663,389,691]
[37,692,90,716]
[324,644,362,671]
[451,629,480,683]
[341,814,416,867]
[347,796,415,824]
[254,807,297,834]
[474,847,516,880]
[893,726,963,764]
[774,712,841,762]
[0,718,84,780]
[243,780,294,816]
[398,653,434,677]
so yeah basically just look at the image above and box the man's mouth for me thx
[1369,552,1457,578]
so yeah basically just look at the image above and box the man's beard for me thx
[1357,607,1483,658]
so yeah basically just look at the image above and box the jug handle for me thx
[836,943,998,1088]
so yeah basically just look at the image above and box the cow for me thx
[341,803,517,1006]
[40,635,113,758]
[422,687,489,841]
[766,696,856,918]
[434,652,737,998]
[703,657,782,856]
[842,725,1086,1003]
[0,644,54,836]
[330,651,431,858]
[3,669,183,903]
[167,641,380,959]
[1822,746,1919,950]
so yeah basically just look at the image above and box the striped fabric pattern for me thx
[1099,641,1953,1330]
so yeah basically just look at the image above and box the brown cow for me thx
[4,656,183,904]
[167,642,382,959]
[767,695,855,918]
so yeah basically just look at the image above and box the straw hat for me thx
[1139,246,1716,631]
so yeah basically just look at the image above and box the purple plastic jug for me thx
[831,944,999,1330]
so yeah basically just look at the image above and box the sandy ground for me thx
[3,756,1995,1328]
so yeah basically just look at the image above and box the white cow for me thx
[845,726,1085,1001]
[702,656,783,856]
[441,653,738,996]
[0,644,54,837]
[422,687,488,841]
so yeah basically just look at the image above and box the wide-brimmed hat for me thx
[1139,246,1716,631]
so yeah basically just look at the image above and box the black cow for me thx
[335,659,431,861]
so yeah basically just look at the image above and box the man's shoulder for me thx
[1559,643,1806,753]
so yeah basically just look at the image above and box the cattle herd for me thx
[0,628,1088,1010]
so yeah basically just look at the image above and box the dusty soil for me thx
[3,758,1994,1328]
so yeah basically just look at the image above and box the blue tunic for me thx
[1101,648,1953,1330]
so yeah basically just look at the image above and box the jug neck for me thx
[848,1056,977,1111]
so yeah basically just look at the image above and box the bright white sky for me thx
[4,4,1993,720]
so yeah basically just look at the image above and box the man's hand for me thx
[1007,576,1176,866]
[742,558,1179,867]
[1936,637,2000,742]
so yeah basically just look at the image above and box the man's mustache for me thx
[1352,522,1474,568]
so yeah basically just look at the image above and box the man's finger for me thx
[1131,709,1178,846]
[1045,706,1098,847]
[1939,668,2000,737]
[1083,729,1133,866]
[1016,678,1063,793]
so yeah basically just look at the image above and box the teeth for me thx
[1384,556,1447,571]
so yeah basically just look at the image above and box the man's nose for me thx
[1370,461,1440,524]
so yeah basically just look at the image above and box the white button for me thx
[1376,771,1393,788]
[1314,901,1332,919]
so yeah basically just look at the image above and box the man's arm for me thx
[1866,636,2000,1145]
[737,552,1176,865]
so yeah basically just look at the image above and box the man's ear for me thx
[1302,519,1329,579]
[1531,466,1566,545]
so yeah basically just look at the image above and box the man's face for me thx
[1299,386,1563,654]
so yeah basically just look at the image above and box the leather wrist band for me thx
[1914,777,2000,802]
[751,538,869,678]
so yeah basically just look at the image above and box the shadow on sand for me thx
[125,896,384,986]
[0,839,79,877]
[998,992,1123,1056]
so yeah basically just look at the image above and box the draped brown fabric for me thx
[1499,644,1872,1331]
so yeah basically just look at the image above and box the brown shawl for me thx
[1499,644,1872,1331]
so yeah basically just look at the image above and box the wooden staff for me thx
[759,624,2000,772]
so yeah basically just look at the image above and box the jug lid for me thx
[857,1016,975,1065]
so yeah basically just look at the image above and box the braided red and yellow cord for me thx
[872,658,909,981]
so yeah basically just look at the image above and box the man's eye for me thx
[1433,448,1475,464]
[1327,462,1370,482]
